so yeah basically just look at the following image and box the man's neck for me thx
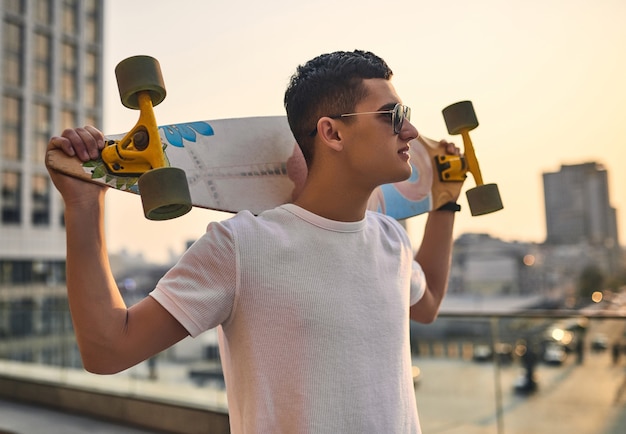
[293,176,373,222]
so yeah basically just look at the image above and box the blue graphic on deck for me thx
[160,121,214,147]
[379,163,430,219]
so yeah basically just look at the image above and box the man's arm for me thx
[47,127,188,374]
[410,210,455,323]
[410,139,459,323]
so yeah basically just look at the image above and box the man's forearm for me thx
[64,196,129,371]
[411,210,455,322]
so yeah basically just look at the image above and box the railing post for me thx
[490,316,505,434]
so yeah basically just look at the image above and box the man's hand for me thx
[438,139,461,157]
[49,125,105,161]
[46,126,108,205]
[437,138,463,203]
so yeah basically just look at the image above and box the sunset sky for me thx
[100,0,626,263]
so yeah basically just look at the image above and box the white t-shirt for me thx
[151,204,426,433]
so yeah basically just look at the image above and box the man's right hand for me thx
[46,126,108,205]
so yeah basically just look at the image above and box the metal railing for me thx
[1,296,625,434]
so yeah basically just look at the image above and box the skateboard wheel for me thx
[466,183,503,216]
[138,167,192,220]
[115,55,166,110]
[442,101,479,135]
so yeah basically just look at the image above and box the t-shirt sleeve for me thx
[410,260,427,306]
[150,221,237,337]
[377,212,427,306]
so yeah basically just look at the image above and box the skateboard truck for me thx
[101,55,192,221]
[101,92,166,175]
[434,153,468,183]
[442,101,503,216]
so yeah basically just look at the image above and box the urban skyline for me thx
[0,0,624,272]
[99,0,626,263]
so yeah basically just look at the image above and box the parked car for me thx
[472,342,513,364]
[543,343,566,365]
[472,344,492,362]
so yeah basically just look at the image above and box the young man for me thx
[47,50,460,433]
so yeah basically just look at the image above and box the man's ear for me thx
[315,117,343,152]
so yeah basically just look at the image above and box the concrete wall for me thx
[0,375,230,434]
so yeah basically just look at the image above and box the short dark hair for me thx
[284,50,393,166]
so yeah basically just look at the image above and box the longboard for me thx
[46,115,463,220]
[47,56,501,220]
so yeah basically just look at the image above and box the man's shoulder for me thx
[217,206,291,232]
[366,211,410,242]
[366,210,403,230]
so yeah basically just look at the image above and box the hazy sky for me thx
[100,0,626,263]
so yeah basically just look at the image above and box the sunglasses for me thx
[309,103,411,136]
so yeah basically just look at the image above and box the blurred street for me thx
[415,316,626,433]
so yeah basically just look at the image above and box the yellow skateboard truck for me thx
[441,101,503,216]
[101,91,166,175]
[101,55,192,221]
[434,152,468,183]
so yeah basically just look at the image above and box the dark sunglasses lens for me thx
[393,105,403,133]
[395,105,411,134]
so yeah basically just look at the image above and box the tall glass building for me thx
[0,0,104,286]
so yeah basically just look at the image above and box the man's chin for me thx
[391,167,413,184]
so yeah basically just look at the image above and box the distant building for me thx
[543,162,621,273]
[543,162,618,247]
[445,161,623,306]
[0,0,103,285]
[449,233,542,297]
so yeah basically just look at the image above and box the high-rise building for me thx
[543,162,619,248]
[0,0,104,285]
[543,162,622,275]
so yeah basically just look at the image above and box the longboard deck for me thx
[46,116,462,220]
